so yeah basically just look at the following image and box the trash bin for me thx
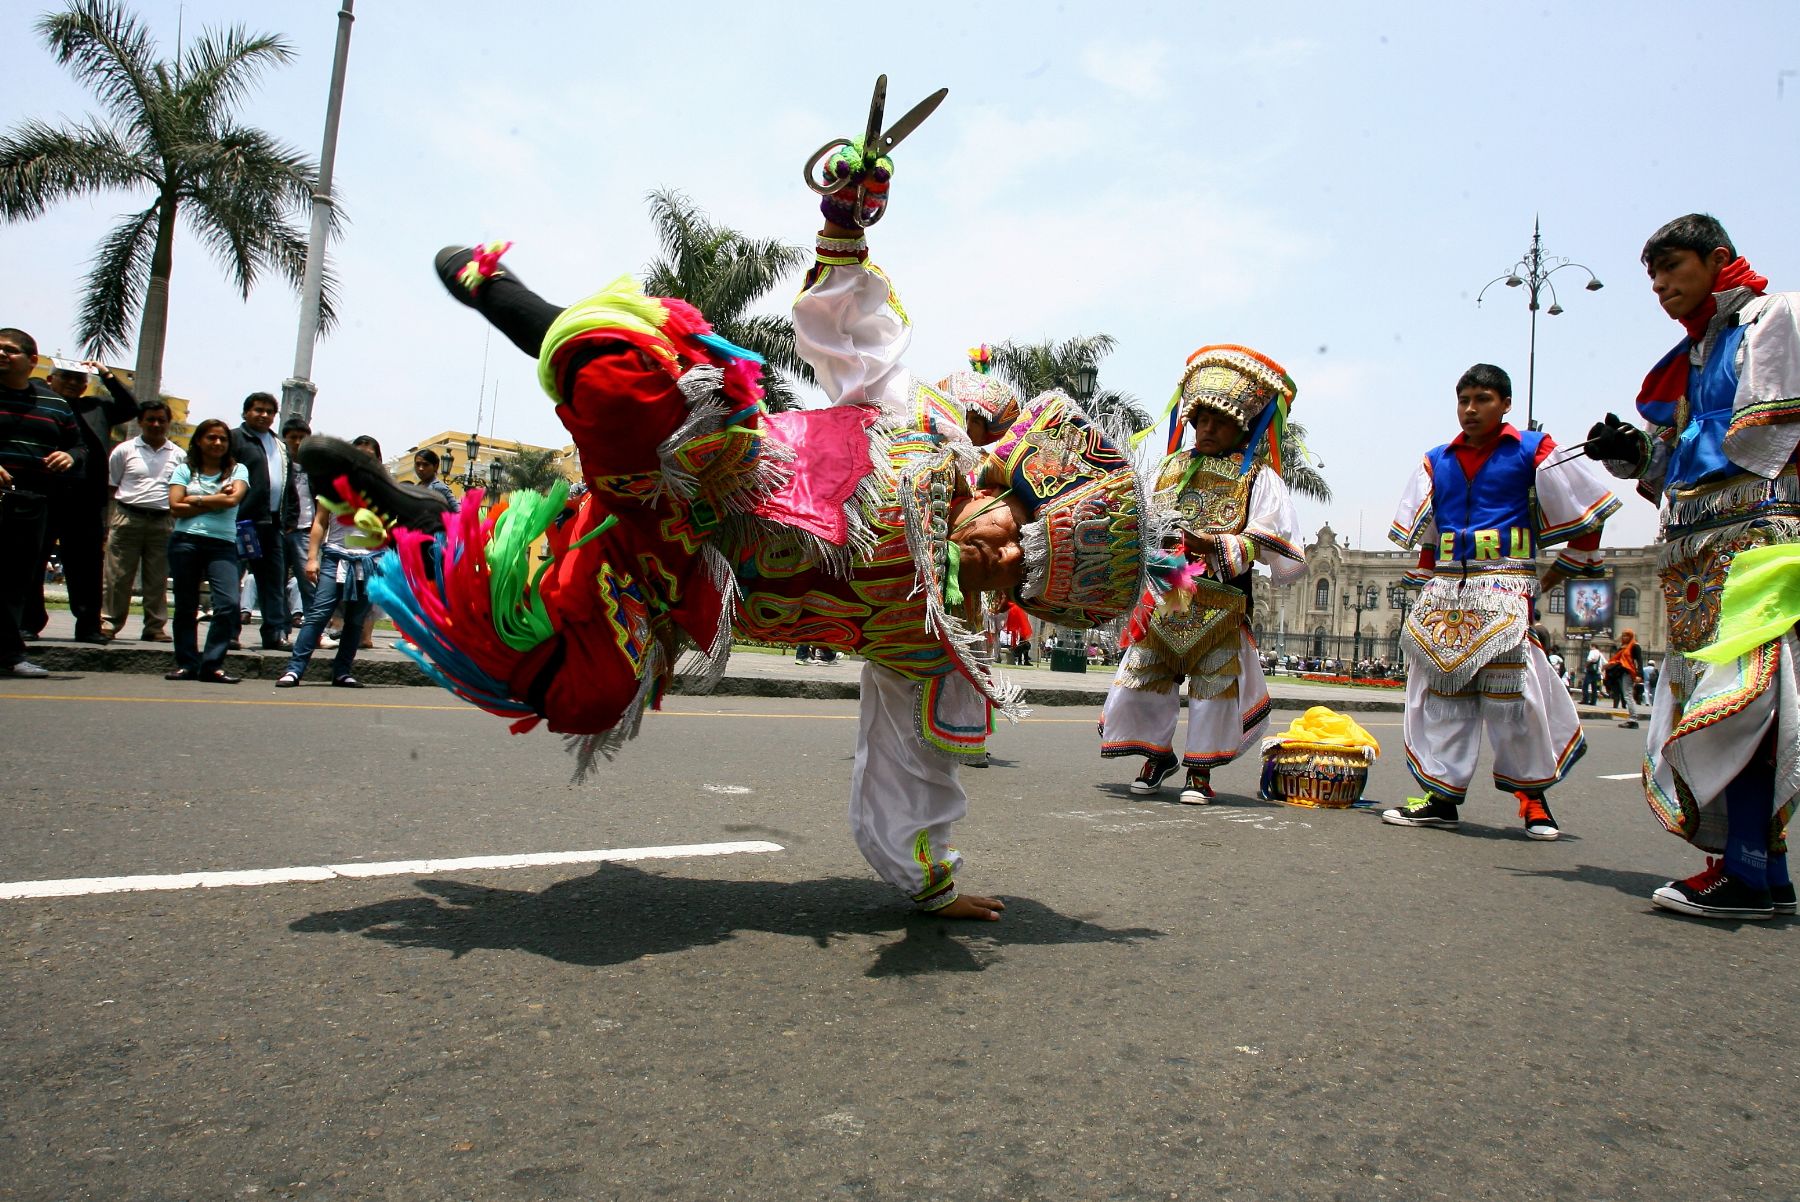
[1051,648,1088,674]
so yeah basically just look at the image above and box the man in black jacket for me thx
[0,328,83,676]
[26,361,140,643]
[230,391,291,650]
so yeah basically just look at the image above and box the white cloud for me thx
[1079,40,1170,100]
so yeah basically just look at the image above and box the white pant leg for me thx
[1182,631,1271,768]
[1486,641,1586,794]
[1099,668,1181,760]
[850,662,968,910]
[1403,668,1482,802]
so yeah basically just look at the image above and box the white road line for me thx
[0,841,785,901]
[1597,773,1642,781]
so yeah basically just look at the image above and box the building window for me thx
[1314,579,1330,610]
[1547,587,1565,615]
[1619,587,1638,617]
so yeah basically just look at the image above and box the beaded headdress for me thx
[980,391,1150,630]
[1140,344,1297,478]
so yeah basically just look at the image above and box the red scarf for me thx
[1678,256,1769,340]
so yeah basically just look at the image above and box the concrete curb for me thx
[22,640,1624,721]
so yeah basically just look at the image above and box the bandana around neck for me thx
[1678,256,1769,341]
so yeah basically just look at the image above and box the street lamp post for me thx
[462,432,481,490]
[279,0,356,427]
[1343,581,1377,672]
[1388,583,1416,671]
[1068,363,1099,403]
[1476,217,1604,431]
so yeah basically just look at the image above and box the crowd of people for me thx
[0,342,393,687]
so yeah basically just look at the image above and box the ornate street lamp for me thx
[487,457,506,492]
[462,431,482,489]
[1343,581,1378,671]
[1068,362,1099,402]
[1388,583,1416,671]
[1477,218,1603,431]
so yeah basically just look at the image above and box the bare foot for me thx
[932,894,1005,921]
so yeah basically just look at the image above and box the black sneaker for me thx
[1129,754,1179,795]
[1651,857,1774,920]
[1515,791,1561,841]
[297,435,450,537]
[1769,881,1796,917]
[1178,769,1216,805]
[1381,794,1460,829]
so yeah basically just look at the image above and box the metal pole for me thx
[281,0,356,427]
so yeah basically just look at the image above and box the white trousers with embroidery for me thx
[850,661,968,909]
[1099,630,1272,769]
[1402,639,1584,802]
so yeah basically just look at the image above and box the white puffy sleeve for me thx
[1727,292,1800,478]
[792,234,914,411]
[1236,467,1305,585]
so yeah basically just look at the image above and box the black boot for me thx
[298,435,449,537]
[435,243,561,358]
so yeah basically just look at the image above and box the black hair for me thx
[1641,213,1735,265]
[0,328,38,360]
[1455,363,1512,400]
[137,400,172,420]
[242,390,279,416]
[188,418,238,475]
[281,416,311,435]
[351,434,382,460]
[414,448,441,469]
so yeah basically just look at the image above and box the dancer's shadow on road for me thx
[290,864,1164,977]
[1501,862,1668,897]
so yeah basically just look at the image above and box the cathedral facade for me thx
[1250,524,1667,666]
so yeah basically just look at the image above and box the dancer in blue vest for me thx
[1383,364,1619,838]
[1582,213,1800,920]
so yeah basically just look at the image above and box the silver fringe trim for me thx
[897,454,1028,722]
[651,364,795,517]
[1018,518,1050,601]
[671,543,741,696]
[1403,573,1533,694]
[563,640,665,785]
[1422,687,1480,725]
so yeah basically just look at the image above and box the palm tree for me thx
[1276,420,1331,502]
[640,188,811,411]
[990,334,1152,436]
[498,447,565,494]
[0,0,337,403]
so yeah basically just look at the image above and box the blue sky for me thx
[7,0,1799,547]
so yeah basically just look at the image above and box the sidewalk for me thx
[16,607,1631,719]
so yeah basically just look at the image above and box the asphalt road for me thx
[0,677,1793,1201]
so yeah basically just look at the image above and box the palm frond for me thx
[0,118,148,218]
[1276,420,1332,502]
[76,202,159,356]
[36,1,166,145]
[723,312,814,383]
[177,25,294,129]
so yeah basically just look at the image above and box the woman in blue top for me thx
[166,418,250,682]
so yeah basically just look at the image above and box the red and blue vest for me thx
[1425,430,1546,563]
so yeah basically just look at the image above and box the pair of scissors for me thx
[803,74,948,226]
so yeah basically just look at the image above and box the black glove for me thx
[1583,413,1643,467]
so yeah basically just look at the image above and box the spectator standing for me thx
[166,419,249,683]
[279,416,317,621]
[413,449,459,512]
[229,392,291,650]
[27,361,139,643]
[0,328,83,677]
[1581,644,1603,705]
[1605,630,1644,729]
[277,434,384,688]
[101,399,184,640]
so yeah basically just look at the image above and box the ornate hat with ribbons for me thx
[935,370,1021,433]
[979,391,1151,629]
[1141,344,1297,476]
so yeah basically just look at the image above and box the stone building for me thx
[1253,524,1667,666]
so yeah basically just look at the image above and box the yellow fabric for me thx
[1689,542,1800,664]
[1269,705,1382,758]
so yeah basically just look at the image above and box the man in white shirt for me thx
[102,400,184,641]
[1582,644,1604,705]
